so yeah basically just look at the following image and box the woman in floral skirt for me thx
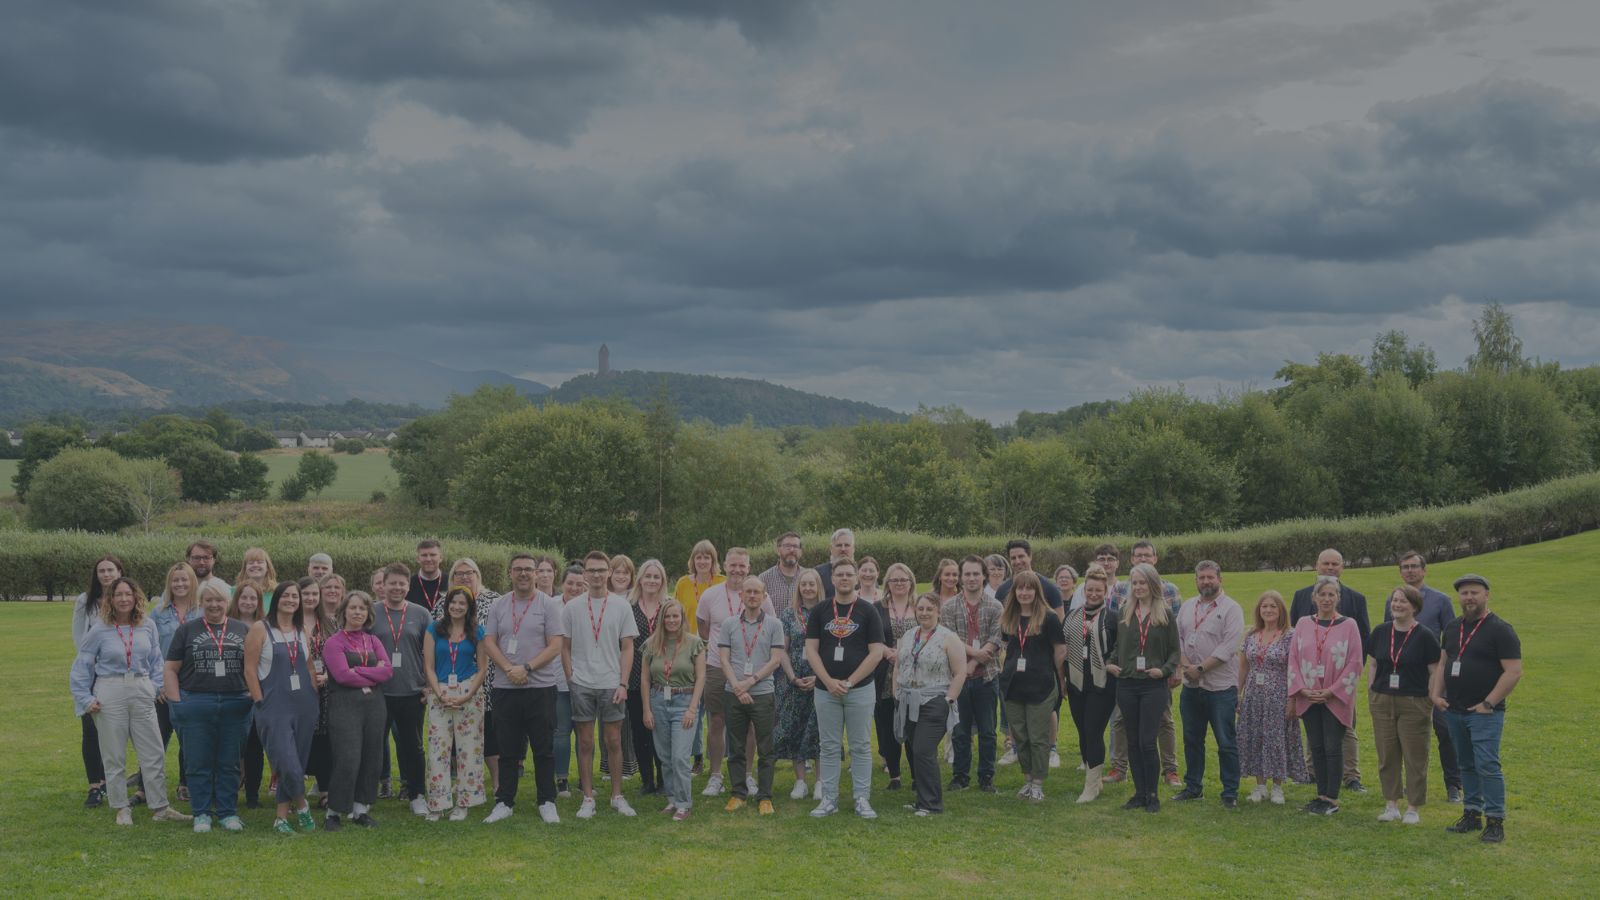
[1236,590,1309,803]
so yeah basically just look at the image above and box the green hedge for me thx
[744,472,1600,578]
[0,531,556,601]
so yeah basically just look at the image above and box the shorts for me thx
[570,686,627,724]
[703,667,727,715]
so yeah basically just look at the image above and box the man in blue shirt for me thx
[1391,551,1461,803]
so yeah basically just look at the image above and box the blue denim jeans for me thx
[1445,708,1506,818]
[1180,685,1240,799]
[169,690,252,818]
[649,692,696,809]
[952,677,998,782]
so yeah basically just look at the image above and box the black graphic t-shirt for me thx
[806,597,886,682]
[165,617,250,693]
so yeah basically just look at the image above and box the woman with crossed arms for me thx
[893,593,966,815]
[243,580,322,834]
[321,591,393,830]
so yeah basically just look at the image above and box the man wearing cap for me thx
[1391,551,1462,803]
[1432,574,1521,844]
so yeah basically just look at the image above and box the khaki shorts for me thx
[570,685,626,723]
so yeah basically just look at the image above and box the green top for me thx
[643,634,705,690]
[1109,608,1181,679]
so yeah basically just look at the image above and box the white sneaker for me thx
[576,796,597,819]
[482,802,514,824]
[1017,782,1032,798]
[1270,785,1285,805]
[746,775,758,796]
[448,807,468,822]
[945,743,955,764]
[854,798,877,819]
[812,779,823,800]
[425,812,440,822]
[1248,785,1267,803]
[610,795,636,817]
[539,801,560,824]
[810,799,838,817]
[1077,760,1086,771]
[115,807,133,826]
[193,814,212,833]
[410,796,429,816]
[999,747,1018,766]
[1402,809,1420,825]
[701,773,724,796]
[789,779,808,800]
[1049,749,1062,769]
[1378,805,1401,822]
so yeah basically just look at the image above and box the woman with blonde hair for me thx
[306,573,345,802]
[1064,565,1118,803]
[641,598,707,819]
[150,562,201,802]
[931,559,961,603]
[1236,590,1307,804]
[984,554,1009,599]
[233,547,278,610]
[998,571,1065,801]
[626,559,670,795]
[164,582,253,832]
[773,567,823,800]
[874,563,919,790]
[673,540,723,773]
[1107,563,1179,813]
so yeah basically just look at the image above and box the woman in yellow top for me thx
[672,539,723,775]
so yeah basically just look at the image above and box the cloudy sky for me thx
[4,0,1600,420]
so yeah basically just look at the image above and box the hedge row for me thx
[743,471,1600,576]
[7,471,1599,598]
[0,531,555,601]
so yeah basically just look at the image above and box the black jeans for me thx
[1115,677,1169,802]
[625,689,662,790]
[904,698,949,812]
[493,686,557,807]
[156,699,186,785]
[81,713,105,786]
[874,696,907,778]
[384,693,426,800]
[1433,707,1461,790]
[243,719,264,802]
[1303,704,1346,801]
[1066,682,1117,768]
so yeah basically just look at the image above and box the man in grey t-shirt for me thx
[562,551,639,819]
[374,563,432,814]
[482,553,567,824]
[719,577,789,810]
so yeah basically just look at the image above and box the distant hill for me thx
[0,321,547,421]
[544,370,906,427]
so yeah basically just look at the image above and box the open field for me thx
[4,532,1596,897]
[0,458,17,499]
[255,448,397,501]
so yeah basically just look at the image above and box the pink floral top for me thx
[1286,616,1362,727]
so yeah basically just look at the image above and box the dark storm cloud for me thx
[535,0,824,44]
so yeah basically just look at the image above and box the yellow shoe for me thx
[758,800,775,816]
[724,797,746,812]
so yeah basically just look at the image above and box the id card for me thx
[1136,655,1146,670]
[662,686,672,702]
[391,652,402,669]
[1255,672,1267,686]
[1450,661,1461,677]
[448,674,459,688]
[971,638,980,650]
[833,645,844,662]
[289,673,302,691]
[1014,657,1027,673]
[1314,665,1325,679]
[313,659,325,675]
[361,686,371,695]
[1388,673,1401,690]
[214,660,227,678]
[505,638,519,655]
[1081,645,1089,660]
[743,664,753,678]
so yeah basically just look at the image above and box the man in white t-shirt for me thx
[695,548,774,796]
[562,551,639,819]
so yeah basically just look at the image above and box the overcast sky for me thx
[4,0,1600,420]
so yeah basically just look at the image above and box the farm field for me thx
[0,451,396,504]
[3,530,1594,897]
[0,458,17,499]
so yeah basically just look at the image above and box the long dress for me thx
[772,603,821,761]
[1237,631,1311,783]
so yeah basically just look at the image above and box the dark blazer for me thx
[1290,582,1371,647]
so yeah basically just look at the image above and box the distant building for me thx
[599,343,610,376]
[301,430,334,448]
[5,430,20,447]
[271,430,301,449]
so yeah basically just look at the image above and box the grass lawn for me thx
[256,448,397,501]
[5,532,1596,897]
[0,457,17,499]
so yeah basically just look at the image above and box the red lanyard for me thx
[910,626,936,668]
[509,594,536,635]
[352,632,371,668]
[116,624,135,668]
[1457,614,1489,657]
[418,576,440,610]
[1313,617,1338,658]
[1015,616,1030,658]
[1135,611,1151,653]
[661,635,681,683]
[175,604,190,627]
[447,631,466,672]
[276,626,301,671]
[382,605,406,650]
[1388,623,1416,669]
[739,613,763,663]
[1252,631,1276,669]
[202,620,229,660]
[1192,600,1217,633]
[964,600,981,644]
[643,601,661,636]
[587,595,608,643]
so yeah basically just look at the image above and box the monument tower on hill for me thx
[598,343,610,376]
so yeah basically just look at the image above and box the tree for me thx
[100,415,219,459]
[165,440,238,503]
[915,405,996,463]
[1368,330,1437,387]
[202,408,243,451]
[120,458,181,531]
[1317,373,1459,515]
[1467,301,1529,375]
[1425,371,1589,494]
[1189,392,1338,525]
[233,452,271,501]
[13,423,87,500]
[333,438,366,454]
[820,420,983,536]
[1273,353,1369,425]
[278,474,308,501]
[297,451,339,498]
[234,427,277,452]
[979,438,1098,536]
[391,385,530,507]
[25,448,138,532]
[454,401,650,555]
[663,422,797,565]
[1089,423,1239,534]
[641,382,678,562]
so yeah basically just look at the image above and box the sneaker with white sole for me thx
[999,747,1018,766]
[810,800,838,817]
[701,774,724,796]
[1402,809,1420,825]
[538,802,560,824]
[945,743,955,764]
[1017,782,1032,798]
[425,813,440,822]
[219,815,245,832]
[1248,785,1267,803]
[193,814,212,833]
[152,806,193,823]
[855,798,877,819]
[448,807,468,822]
[482,802,514,824]
[1049,750,1062,769]
[410,796,429,816]
[1270,785,1285,805]
[1378,805,1401,822]
[115,807,133,826]
[610,795,636,817]
[812,779,823,801]
[576,796,597,819]
[746,775,758,796]
[789,779,808,800]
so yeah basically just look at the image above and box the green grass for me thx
[5,532,1596,897]
[0,458,17,499]
[256,449,396,501]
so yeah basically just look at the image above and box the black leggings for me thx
[874,696,907,778]
[81,714,105,786]
[1303,704,1346,801]
[243,721,265,801]
[1116,678,1170,802]
[625,689,663,790]
[1067,683,1117,768]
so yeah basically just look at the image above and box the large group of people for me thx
[68,533,1522,842]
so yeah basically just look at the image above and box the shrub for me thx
[278,475,308,501]
[24,448,138,533]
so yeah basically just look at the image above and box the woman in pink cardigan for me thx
[320,591,393,830]
[1287,576,1362,816]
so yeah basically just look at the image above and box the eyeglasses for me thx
[887,578,912,584]
[510,566,536,574]
[188,555,213,562]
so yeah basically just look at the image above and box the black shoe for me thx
[887,777,901,791]
[1221,795,1238,810]
[352,813,378,828]
[377,780,392,800]
[1303,799,1328,814]
[1121,795,1145,811]
[1447,785,1463,804]
[946,777,969,791]
[1318,802,1340,816]
[245,797,261,809]
[1172,788,1202,802]
[1145,798,1160,814]
[1446,811,1484,834]
[84,786,105,809]
[1343,779,1366,794]
[977,779,996,794]
[1481,817,1505,843]
[323,815,343,832]
[692,757,704,776]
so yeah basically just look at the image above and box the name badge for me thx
[1388,673,1400,690]
[392,653,402,669]
[1081,645,1089,660]
[1314,665,1325,679]
[743,664,753,678]
[833,645,844,663]
[1185,635,1197,648]
[1136,656,1146,670]
[662,686,672,702]
[448,674,459,688]
[1255,672,1267,686]
[361,686,371,695]
[971,638,981,650]
[1014,657,1027,673]
[123,672,140,683]
[505,638,519,655]
[214,660,227,678]
[1450,660,1461,677]
[313,659,325,675]
[289,673,302,691]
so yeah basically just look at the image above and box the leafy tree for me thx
[641,382,678,561]
[1369,330,1437,387]
[392,385,530,507]
[979,438,1098,536]
[1317,373,1459,515]
[100,415,219,459]
[1189,392,1338,525]
[234,427,277,452]
[663,422,797,564]
[1273,353,1369,425]
[233,452,271,501]
[1467,301,1529,375]
[297,451,339,497]
[333,438,366,454]
[820,419,983,536]
[165,440,238,503]
[1089,422,1239,534]
[25,448,138,532]
[1426,371,1588,494]
[13,423,87,500]
[278,474,308,502]
[202,408,243,451]
[915,405,996,463]
[120,457,181,531]
[454,401,650,555]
